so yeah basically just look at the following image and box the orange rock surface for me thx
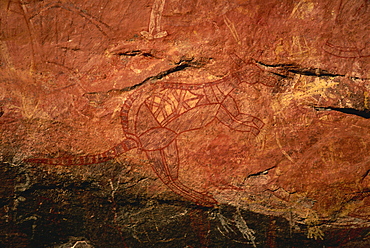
[1,0,369,244]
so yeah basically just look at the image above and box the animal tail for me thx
[25,138,138,165]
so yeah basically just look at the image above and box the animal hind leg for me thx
[146,141,217,207]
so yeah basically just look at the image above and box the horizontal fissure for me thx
[314,106,370,119]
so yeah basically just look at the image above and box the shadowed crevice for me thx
[255,60,370,80]
[84,57,207,101]
[314,106,370,119]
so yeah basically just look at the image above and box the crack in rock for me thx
[313,106,370,119]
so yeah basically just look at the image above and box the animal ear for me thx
[228,52,246,68]
[228,52,255,70]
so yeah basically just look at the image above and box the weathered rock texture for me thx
[1,0,369,247]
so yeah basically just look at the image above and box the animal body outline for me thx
[26,61,277,207]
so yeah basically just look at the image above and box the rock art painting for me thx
[323,0,370,58]
[26,59,274,207]
[1,0,370,247]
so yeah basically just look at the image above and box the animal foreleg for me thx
[216,104,264,136]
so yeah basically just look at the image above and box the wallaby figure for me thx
[26,57,277,207]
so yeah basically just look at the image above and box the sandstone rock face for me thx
[1,0,369,247]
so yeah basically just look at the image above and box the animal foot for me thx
[166,180,217,207]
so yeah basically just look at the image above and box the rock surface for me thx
[1,0,369,247]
